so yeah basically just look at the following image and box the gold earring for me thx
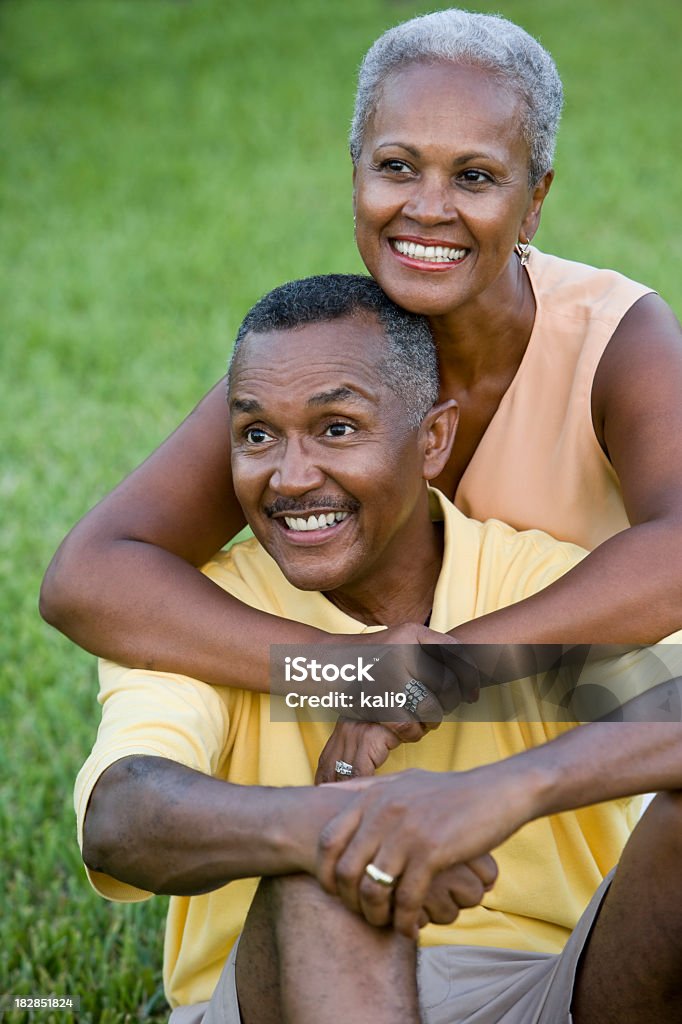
[515,239,531,266]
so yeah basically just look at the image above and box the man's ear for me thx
[419,399,458,480]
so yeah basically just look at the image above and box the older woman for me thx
[41,12,682,689]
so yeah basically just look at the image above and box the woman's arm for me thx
[40,379,326,688]
[450,293,682,645]
[41,295,682,691]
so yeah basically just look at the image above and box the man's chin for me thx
[278,564,351,593]
[255,524,361,593]
[269,547,357,593]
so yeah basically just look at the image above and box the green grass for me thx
[2,0,680,1020]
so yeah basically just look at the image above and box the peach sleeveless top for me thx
[454,248,653,550]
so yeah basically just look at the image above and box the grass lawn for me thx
[1,0,680,1020]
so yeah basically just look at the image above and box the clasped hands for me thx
[308,630,517,939]
[312,765,522,939]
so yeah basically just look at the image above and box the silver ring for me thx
[335,760,353,776]
[404,678,429,715]
[365,862,396,887]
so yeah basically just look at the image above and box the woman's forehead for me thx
[370,61,524,134]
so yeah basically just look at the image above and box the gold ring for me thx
[365,862,396,887]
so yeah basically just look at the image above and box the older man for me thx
[77,275,682,1024]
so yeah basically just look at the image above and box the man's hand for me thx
[407,856,498,930]
[316,766,531,938]
[315,717,439,784]
[315,720,403,783]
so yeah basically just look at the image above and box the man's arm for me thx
[317,716,682,938]
[82,753,499,933]
[82,755,353,895]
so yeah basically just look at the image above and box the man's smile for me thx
[270,509,355,545]
[283,511,350,532]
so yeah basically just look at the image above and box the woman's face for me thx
[353,62,550,318]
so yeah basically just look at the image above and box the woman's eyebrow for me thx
[374,141,421,158]
[452,151,495,164]
[374,142,502,166]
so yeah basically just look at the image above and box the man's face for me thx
[229,314,432,593]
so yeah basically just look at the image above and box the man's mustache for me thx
[265,496,361,517]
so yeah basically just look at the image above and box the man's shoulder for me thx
[202,535,273,584]
[436,488,586,566]
[476,514,586,567]
[198,537,364,632]
[434,489,587,615]
[200,536,291,610]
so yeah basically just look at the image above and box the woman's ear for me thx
[522,168,554,243]
[419,400,458,480]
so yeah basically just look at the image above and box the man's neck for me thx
[323,519,444,628]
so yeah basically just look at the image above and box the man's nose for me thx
[269,438,326,495]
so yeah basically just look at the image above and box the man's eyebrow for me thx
[230,397,262,414]
[230,388,371,414]
[306,387,369,408]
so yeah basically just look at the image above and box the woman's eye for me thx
[379,158,412,175]
[244,427,272,444]
[324,423,355,438]
[459,169,493,185]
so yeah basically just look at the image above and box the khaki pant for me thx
[169,870,612,1024]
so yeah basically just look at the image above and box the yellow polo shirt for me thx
[74,490,673,1007]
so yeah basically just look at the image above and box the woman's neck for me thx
[426,257,538,498]
[428,256,536,389]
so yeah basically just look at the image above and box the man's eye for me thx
[244,427,272,444]
[324,423,355,438]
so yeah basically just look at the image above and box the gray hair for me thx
[229,274,439,428]
[350,9,563,186]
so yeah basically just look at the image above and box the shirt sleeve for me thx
[565,636,682,723]
[74,660,230,902]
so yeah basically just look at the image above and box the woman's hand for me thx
[313,623,465,785]
[350,622,480,716]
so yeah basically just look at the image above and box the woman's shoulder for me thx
[529,248,653,326]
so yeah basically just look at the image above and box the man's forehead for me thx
[229,317,391,404]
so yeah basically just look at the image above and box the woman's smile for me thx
[389,237,469,270]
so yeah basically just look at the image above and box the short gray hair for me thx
[350,9,563,186]
[229,274,439,428]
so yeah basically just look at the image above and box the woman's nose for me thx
[402,175,456,226]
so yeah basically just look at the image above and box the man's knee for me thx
[619,789,682,882]
[259,873,330,921]
[643,790,682,852]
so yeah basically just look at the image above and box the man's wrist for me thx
[471,755,557,829]
[273,786,356,876]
